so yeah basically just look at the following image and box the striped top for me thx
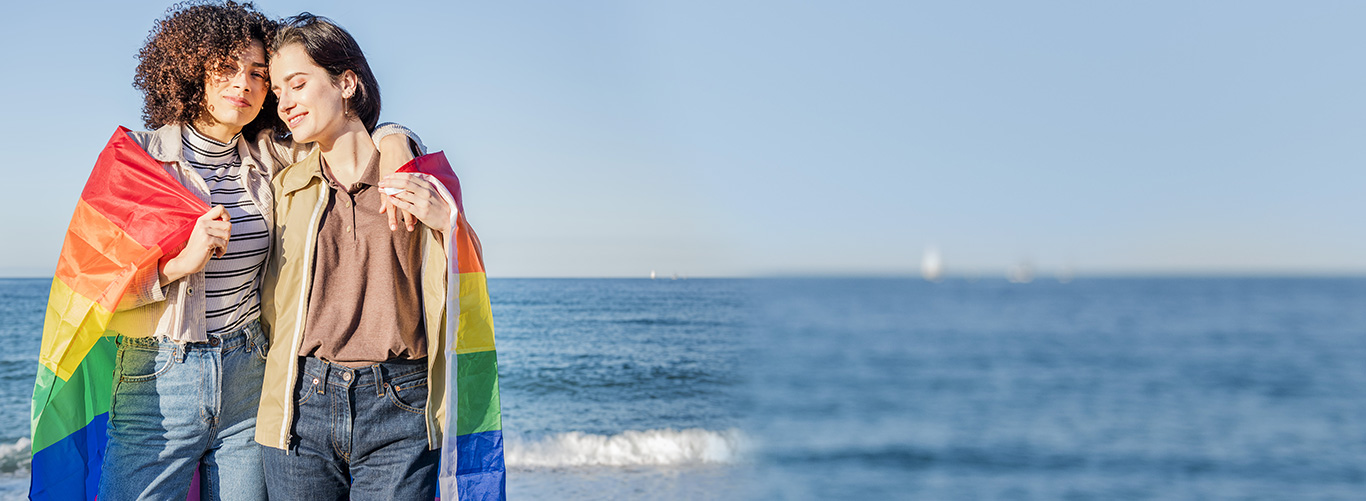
[182,126,269,335]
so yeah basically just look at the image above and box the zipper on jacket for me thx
[278,183,329,451]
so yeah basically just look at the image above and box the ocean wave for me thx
[0,430,748,475]
[506,428,749,468]
[0,438,29,475]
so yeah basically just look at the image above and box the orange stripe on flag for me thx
[455,214,485,274]
[54,199,160,312]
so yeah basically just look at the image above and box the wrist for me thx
[159,257,187,284]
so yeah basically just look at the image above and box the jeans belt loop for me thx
[374,365,385,397]
[174,343,187,363]
[318,359,329,395]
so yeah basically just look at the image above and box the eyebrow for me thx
[281,71,307,81]
[250,62,268,68]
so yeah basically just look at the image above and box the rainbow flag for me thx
[30,127,208,500]
[399,153,506,501]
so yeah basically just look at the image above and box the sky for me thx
[2,1,1365,277]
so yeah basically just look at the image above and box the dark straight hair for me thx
[271,13,381,132]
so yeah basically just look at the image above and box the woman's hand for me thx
[159,206,231,284]
[377,174,451,233]
[376,134,418,232]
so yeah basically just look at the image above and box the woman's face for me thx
[270,43,355,145]
[201,40,269,132]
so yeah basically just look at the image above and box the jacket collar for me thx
[146,123,268,177]
[276,147,325,196]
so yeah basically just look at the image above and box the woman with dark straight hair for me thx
[258,13,468,500]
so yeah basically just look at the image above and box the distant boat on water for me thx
[651,270,656,280]
[1007,262,1034,284]
[921,247,944,282]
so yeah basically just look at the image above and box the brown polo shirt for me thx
[299,153,427,366]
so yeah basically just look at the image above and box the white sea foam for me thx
[0,428,749,477]
[0,438,29,475]
[505,428,750,468]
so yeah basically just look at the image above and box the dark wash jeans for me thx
[262,356,439,500]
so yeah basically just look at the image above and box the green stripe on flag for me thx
[31,335,117,453]
[456,350,501,436]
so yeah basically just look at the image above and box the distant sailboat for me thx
[921,247,944,282]
[1007,262,1034,284]
[651,270,656,280]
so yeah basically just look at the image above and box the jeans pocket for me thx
[296,375,317,406]
[251,329,270,362]
[385,372,428,415]
[116,340,175,383]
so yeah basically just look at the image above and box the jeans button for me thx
[342,372,352,382]
[209,337,219,346]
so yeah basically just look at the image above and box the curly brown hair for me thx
[134,0,281,136]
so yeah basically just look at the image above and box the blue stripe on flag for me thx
[30,412,108,501]
[455,430,506,501]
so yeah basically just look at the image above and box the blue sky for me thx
[2,1,1365,277]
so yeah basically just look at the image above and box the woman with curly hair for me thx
[97,1,422,498]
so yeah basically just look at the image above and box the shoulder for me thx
[273,148,324,196]
[125,124,183,163]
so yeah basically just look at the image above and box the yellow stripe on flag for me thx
[456,272,495,354]
[40,278,115,381]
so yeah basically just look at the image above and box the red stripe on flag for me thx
[396,152,486,274]
[79,127,207,256]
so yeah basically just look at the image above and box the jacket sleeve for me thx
[251,130,313,177]
[114,262,168,312]
[372,123,428,156]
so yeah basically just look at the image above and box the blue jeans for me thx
[99,321,269,500]
[262,356,439,500]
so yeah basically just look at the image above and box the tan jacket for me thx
[256,148,452,451]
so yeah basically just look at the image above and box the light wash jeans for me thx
[262,356,439,500]
[98,320,269,500]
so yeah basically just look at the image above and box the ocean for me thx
[2,277,1366,499]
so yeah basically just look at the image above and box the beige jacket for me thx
[256,148,452,451]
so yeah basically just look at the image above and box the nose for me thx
[230,68,251,91]
[277,92,294,117]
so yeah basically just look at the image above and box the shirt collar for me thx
[321,151,382,191]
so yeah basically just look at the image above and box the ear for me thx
[339,69,359,99]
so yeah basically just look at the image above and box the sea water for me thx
[2,277,1365,500]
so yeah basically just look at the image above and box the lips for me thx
[223,96,251,108]
[287,112,308,129]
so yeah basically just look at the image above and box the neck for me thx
[318,119,376,180]
[191,119,241,144]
